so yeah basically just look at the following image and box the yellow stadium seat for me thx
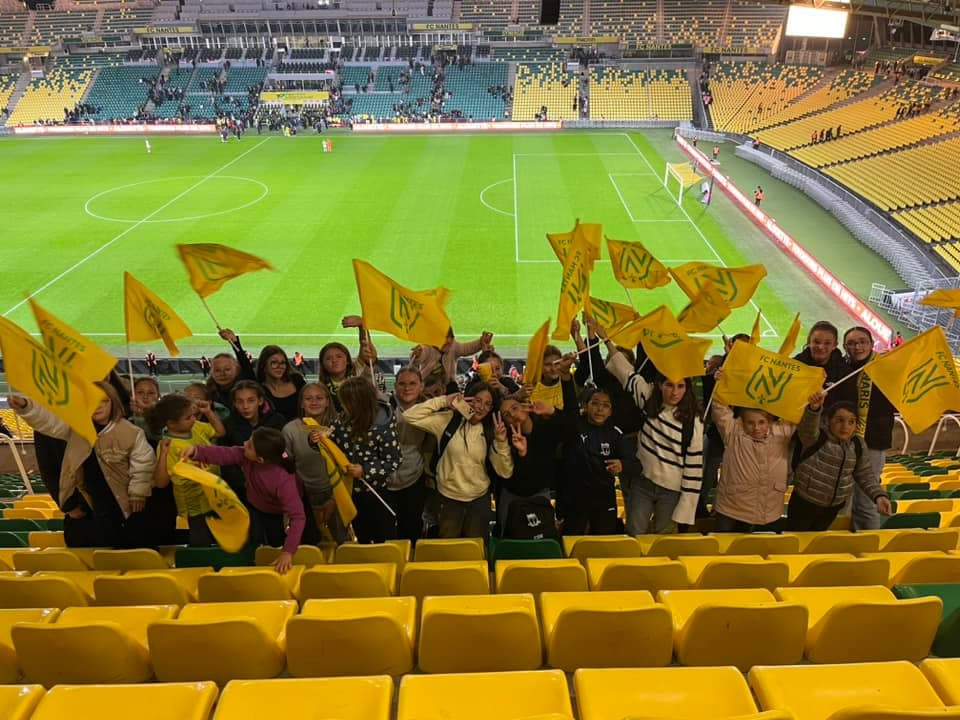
[794,532,881,554]
[14,549,89,572]
[0,686,45,720]
[863,551,960,585]
[92,549,169,571]
[750,661,957,720]
[296,563,397,600]
[770,553,891,586]
[26,532,65,549]
[679,555,790,589]
[413,538,485,562]
[775,586,941,663]
[877,529,960,552]
[254,545,327,568]
[286,597,416,677]
[93,568,212,606]
[540,590,673,671]
[585,557,690,592]
[4,509,53,519]
[30,682,218,720]
[216,677,392,720]
[13,604,178,687]
[495,559,587,596]
[13,499,57,510]
[565,535,643,562]
[921,658,960,704]
[197,567,304,602]
[658,588,807,670]
[715,534,802,555]
[637,534,721,558]
[418,594,541,673]
[0,609,58,683]
[575,666,784,720]
[148,600,297,685]
[398,561,490,600]
[335,540,409,567]
[398,670,573,720]
[0,572,111,609]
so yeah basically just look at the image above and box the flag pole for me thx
[359,477,397,517]
[125,342,136,398]
[365,327,375,379]
[199,296,241,353]
[823,364,866,395]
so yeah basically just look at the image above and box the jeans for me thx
[698,433,723,518]
[843,448,884,531]
[497,487,551,533]
[626,476,680,534]
[438,494,493,539]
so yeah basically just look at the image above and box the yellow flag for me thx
[523,319,551,385]
[173,462,250,552]
[585,296,638,331]
[714,341,826,424]
[352,260,451,348]
[919,289,960,318]
[750,309,762,345]
[606,237,671,290]
[176,243,274,298]
[28,298,117,382]
[303,419,358,526]
[863,326,960,434]
[778,313,802,357]
[677,281,732,333]
[0,316,105,446]
[124,272,193,356]
[670,262,767,309]
[630,306,709,382]
[547,219,602,270]
[552,236,592,340]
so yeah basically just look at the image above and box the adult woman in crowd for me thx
[255,345,306,422]
[10,382,154,548]
[832,326,896,530]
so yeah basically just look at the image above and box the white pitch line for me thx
[3,137,272,318]
[512,153,520,263]
[479,178,514,218]
[609,173,637,222]
[619,133,778,338]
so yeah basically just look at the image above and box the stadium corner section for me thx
[674,132,893,348]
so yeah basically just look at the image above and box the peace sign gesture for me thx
[492,412,508,442]
[510,422,528,457]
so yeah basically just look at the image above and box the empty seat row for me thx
[0,585,946,684]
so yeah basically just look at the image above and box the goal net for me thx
[663,162,703,207]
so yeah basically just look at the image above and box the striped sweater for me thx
[606,352,705,525]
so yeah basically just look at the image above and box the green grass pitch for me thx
[0,130,859,359]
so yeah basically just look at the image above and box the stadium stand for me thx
[4,58,94,126]
[589,66,692,121]
[662,0,725,46]
[0,13,27,47]
[894,202,960,245]
[513,62,579,121]
[590,0,657,44]
[490,46,565,63]
[29,9,97,45]
[932,62,960,84]
[0,73,16,114]
[707,62,823,135]
[100,7,154,35]
[724,0,787,48]
[443,63,508,120]
[747,69,880,131]
[81,65,151,121]
[459,0,512,30]
[515,0,583,36]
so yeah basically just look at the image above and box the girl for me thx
[150,393,226,546]
[255,345,306,423]
[475,350,519,398]
[9,382,154,548]
[404,381,513,539]
[409,327,494,394]
[330,376,403,543]
[833,326,897,530]
[184,427,316,574]
[388,367,431,543]
[282,382,349,544]
[558,385,634,535]
[183,382,230,423]
[788,393,892,531]
[711,402,795,533]
[794,320,847,386]
[601,328,704,534]
[207,328,257,407]
[131,376,162,447]
[318,343,357,413]
[528,344,566,409]
[222,381,287,499]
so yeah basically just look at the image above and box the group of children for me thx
[10,314,896,567]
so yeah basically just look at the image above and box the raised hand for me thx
[492,412,508,442]
[7,395,26,411]
[341,315,363,329]
[218,328,238,345]
[510,423,528,456]
[808,390,827,411]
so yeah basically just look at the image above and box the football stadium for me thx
[8,0,960,716]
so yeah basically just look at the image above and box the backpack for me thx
[504,495,560,541]
[792,431,863,471]
[429,413,503,489]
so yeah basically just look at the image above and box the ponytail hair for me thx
[250,427,296,473]
[144,393,194,437]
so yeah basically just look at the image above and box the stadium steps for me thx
[20,12,34,43]
[5,73,31,118]
[716,0,734,45]
[92,7,105,34]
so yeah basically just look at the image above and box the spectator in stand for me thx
[409,327,494,393]
[255,345,306,423]
[220,380,287,500]
[200,356,210,378]
[386,367,431,543]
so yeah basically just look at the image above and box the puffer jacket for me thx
[793,407,887,508]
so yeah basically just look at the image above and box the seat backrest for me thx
[14,550,87,572]
[0,576,89,609]
[30,683,218,720]
[198,569,297,603]
[496,560,588,595]
[25,532,65,549]
[92,549,168,571]
[804,533,881,554]
[725,535,801,556]
[570,537,643,561]
[335,543,406,567]
[645,535,721,558]
[697,561,790,590]
[881,513,941,530]
[94,574,191,607]
[883,529,960,553]
[594,560,690,592]
[794,558,891,587]
[414,539,485,562]
[896,556,960,585]
[254,545,327,568]
[489,538,563,562]
[399,561,490,599]
[297,563,397,600]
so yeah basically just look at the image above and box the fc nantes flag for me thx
[677,281,732,333]
[863,326,960,434]
[750,309,763,345]
[124,272,193,356]
[0,316,106,445]
[606,237,671,290]
[778,313,802,357]
[303,418,358,526]
[177,243,274,298]
[353,260,451,348]
[670,262,767,309]
[173,462,250,552]
[29,298,117,383]
[523,319,551,385]
[547,220,602,270]
[633,306,709,383]
[919,289,960,318]
[586,296,638,331]
[714,341,826,424]
[553,232,593,340]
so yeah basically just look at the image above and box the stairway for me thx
[4,72,33,122]
[21,11,34,46]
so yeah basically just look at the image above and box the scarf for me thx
[855,353,874,439]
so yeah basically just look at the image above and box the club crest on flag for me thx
[641,326,684,350]
[142,299,169,337]
[389,289,424,334]
[31,350,70,407]
[903,354,958,405]
[618,246,655,282]
[746,366,794,406]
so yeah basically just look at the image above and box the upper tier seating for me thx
[707,62,823,135]
[29,10,97,45]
